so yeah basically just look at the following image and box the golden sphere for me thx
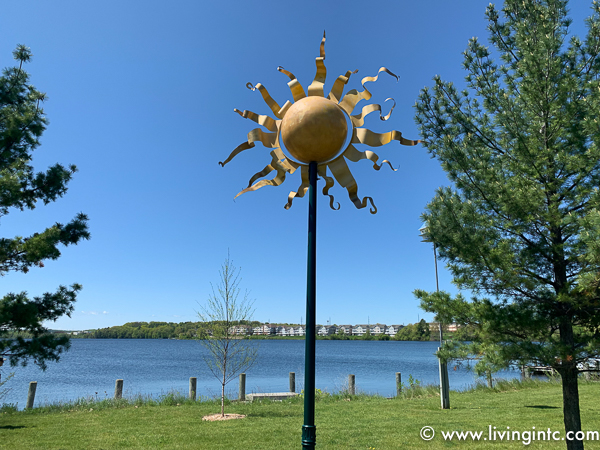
[280,96,348,164]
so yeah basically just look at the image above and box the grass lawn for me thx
[1,379,599,449]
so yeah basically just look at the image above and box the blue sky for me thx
[1,0,594,330]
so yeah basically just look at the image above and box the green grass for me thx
[1,379,599,449]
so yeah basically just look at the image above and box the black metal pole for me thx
[302,161,317,449]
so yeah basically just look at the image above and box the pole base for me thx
[301,425,316,448]
[439,356,450,409]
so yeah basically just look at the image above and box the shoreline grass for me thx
[1,378,598,449]
[0,376,557,415]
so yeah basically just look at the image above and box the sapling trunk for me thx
[221,356,227,417]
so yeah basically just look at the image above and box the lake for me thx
[1,339,520,409]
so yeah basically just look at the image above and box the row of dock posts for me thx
[238,372,403,401]
[25,378,191,409]
[116,377,198,401]
[25,379,137,409]
[25,372,405,409]
[24,365,600,408]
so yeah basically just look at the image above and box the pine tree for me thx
[414,1,600,448]
[0,45,90,370]
[414,319,429,340]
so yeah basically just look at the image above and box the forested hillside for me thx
[76,321,260,339]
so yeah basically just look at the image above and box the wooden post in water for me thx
[189,377,197,401]
[239,373,246,401]
[26,381,37,409]
[289,372,296,393]
[396,373,402,396]
[114,379,123,399]
[348,374,355,395]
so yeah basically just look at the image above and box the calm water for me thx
[2,339,520,409]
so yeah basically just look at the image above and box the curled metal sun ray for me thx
[347,184,377,214]
[234,108,279,132]
[278,100,292,117]
[285,165,310,210]
[235,156,289,199]
[307,31,327,97]
[343,144,396,172]
[328,155,377,214]
[272,147,299,173]
[277,66,306,102]
[382,98,396,120]
[351,128,421,147]
[317,165,340,211]
[245,149,288,187]
[246,83,285,119]
[276,66,296,80]
[328,70,358,104]
[246,162,275,188]
[350,98,396,127]
[219,128,279,167]
[338,67,399,115]
[269,148,298,171]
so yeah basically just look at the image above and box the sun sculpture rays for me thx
[220,33,421,214]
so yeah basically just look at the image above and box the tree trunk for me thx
[561,366,583,450]
[559,320,584,450]
[552,223,584,450]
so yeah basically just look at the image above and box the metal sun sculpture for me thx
[220,32,421,214]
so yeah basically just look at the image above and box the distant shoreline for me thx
[66,334,439,342]
[48,319,455,341]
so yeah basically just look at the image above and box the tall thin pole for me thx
[302,161,317,449]
[434,243,442,343]
[434,242,450,409]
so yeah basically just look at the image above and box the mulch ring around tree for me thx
[202,413,246,421]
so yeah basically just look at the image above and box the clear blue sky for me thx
[1,0,594,330]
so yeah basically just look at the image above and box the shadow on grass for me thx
[0,425,27,430]
[525,405,559,409]
[246,409,300,419]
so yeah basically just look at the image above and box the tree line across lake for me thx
[61,319,457,341]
